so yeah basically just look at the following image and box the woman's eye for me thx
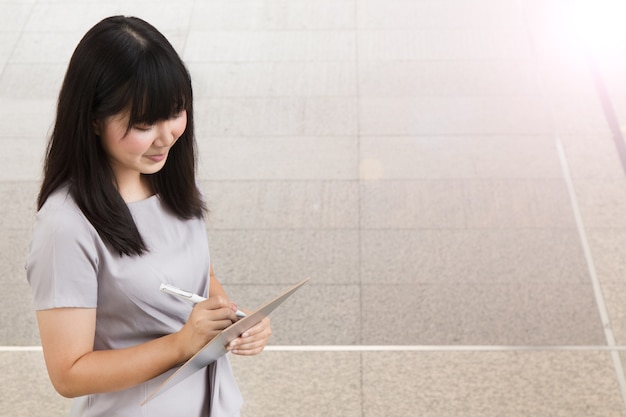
[133,124,153,131]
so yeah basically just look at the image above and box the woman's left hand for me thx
[226,316,271,356]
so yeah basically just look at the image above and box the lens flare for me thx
[565,0,626,61]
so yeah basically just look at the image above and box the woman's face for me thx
[96,109,187,184]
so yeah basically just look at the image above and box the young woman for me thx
[26,16,271,417]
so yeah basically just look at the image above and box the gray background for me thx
[3,0,626,416]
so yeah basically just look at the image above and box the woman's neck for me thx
[115,174,154,203]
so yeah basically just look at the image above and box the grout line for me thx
[587,55,626,175]
[7,345,626,353]
[354,0,363,343]
[267,345,626,352]
[554,142,621,350]
[517,0,626,408]
[0,1,37,80]
[179,0,197,59]
[353,4,365,416]
[265,345,626,352]
[0,346,43,352]
[554,139,626,401]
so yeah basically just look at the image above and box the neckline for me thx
[126,193,159,206]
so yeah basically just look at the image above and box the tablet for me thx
[142,278,310,404]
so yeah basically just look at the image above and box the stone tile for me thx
[184,31,356,62]
[188,62,357,98]
[111,2,195,33]
[360,180,575,229]
[0,274,40,345]
[361,282,605,345]
[0,138,46,181]
[195,98,304,137]
[223,284,360,345]
[2,1,625,416]
[0,99,56,138]
[357,0,522,29]
[23,3,122,32]
[200,180,359,229]
[574,179,626,228]
[361,229,589,285]
[606,95,626,132]
[521,0,588,59]
[32,0,192,3]
[539,62,599,96]
[0,32,19,68]
[0,2,33,32]
[0,63,65,99]
[358,29,532,61]
[195,98,356,138]
[190,1,356,30]
[601,284,626,346]
[527,0,626,75]
[358,97,552,136]
[0,229,40,345]
[600,63,626,99]
[14,19,186,63]
[0,229,30,285]
[209,230,360,285]
[0,352,72,417]
[358,61,541,97]
[10,32,83,64]
[8,0,196,39]
[197,136,358,180]
[230,352,361,417]
[304,98,358,136]
[550,94,613,135]
[359,180,462,228]
[560,135,625,179]
[0,182,38,230]
[588,229,626,285]
[362,351,625,417]
[359,136,562,179]
[446,180,574,229]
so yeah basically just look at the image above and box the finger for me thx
[210,319,236,332]
[239,327,270,344]
[214,308,237,323]
[197,295,232,311]
[230,340,265,355]
[232,348,262,356]
[228,330,271,353]
[202,306,238,323]
[239,318,271,338]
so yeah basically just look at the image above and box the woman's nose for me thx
[153,120,176,147]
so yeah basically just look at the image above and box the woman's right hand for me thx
[176,295,239,359]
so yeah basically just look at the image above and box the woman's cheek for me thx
[173,112,188,138]
[126,134,155,155]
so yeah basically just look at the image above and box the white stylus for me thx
[159,283,246,318]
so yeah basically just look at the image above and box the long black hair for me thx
[38,16,205,256]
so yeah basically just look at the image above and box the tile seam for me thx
[517,0,626,409]
[7,345,626,352]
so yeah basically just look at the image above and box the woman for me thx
[25,15,270,417]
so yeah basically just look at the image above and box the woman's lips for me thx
[145,154,166,163]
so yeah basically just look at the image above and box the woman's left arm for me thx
[209,265,272,356]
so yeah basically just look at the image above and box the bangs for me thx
[124,52,191,128]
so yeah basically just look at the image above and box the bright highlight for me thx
[565,0,626,60]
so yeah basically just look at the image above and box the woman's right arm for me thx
[37,296,239,398]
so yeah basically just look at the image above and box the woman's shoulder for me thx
[36,185,96,236]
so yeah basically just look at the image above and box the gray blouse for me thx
[26,187,242,417]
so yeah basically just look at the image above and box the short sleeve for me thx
[26,193,100,310]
